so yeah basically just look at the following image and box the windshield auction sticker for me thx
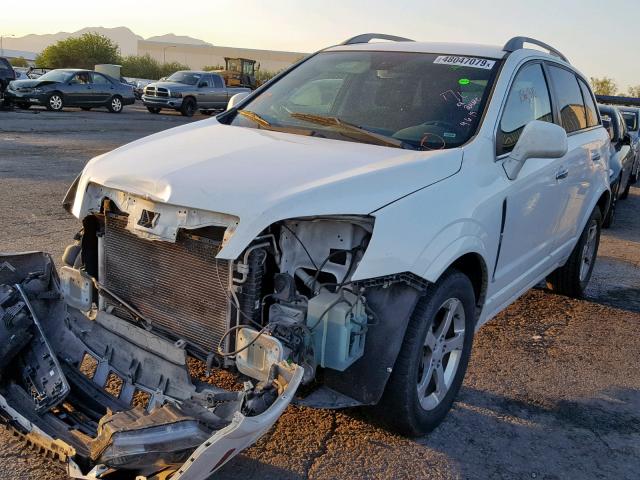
[434,56,496,69]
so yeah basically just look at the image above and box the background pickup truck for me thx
[142,70,251,116]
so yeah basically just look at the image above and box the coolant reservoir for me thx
[306,290,367,371]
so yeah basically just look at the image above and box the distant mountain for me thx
[145,34,212,46]
[3,27,212,56]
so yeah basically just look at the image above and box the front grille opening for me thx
[104,216,232,356]
[79,353,98,380]
[104,372,124,399]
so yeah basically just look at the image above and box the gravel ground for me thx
[0,104,638,480]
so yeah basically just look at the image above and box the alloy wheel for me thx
[49,95,62,110]
[417,297,466,411]
[111,97,122,112]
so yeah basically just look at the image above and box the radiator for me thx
[103,216,232,355]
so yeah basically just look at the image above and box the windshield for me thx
[166,71,202,85]
[621,111,638,131]
[37,70,72,82]
[228,51,499,150]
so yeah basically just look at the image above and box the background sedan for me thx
[5,69,135,113]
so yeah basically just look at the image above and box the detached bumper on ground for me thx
[0,252,303,480]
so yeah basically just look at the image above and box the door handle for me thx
[556,168,569,180]
[591,152,601,162]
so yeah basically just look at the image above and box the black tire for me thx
[146,106,161,114]
[546,207,602,298]
[81,107,92,111]
[17,103,31,110]
[620,175,631,199]
[107,95,123,113]
[180,97,197,117]
[46,92,64,111]
[377,269,476,436]
[602,180,619,229]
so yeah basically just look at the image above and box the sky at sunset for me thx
[3,0,638,89]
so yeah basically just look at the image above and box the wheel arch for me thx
[446,252,488,318]
[596,189,611,219]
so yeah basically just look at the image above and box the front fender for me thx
[418,222,492,283]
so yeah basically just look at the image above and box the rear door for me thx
[545,65,606,257]
[493,62,565,297]
[210,74,228,108]
[90,72,115,103]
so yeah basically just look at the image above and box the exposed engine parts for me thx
[0,196,422,479]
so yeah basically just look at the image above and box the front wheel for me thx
[377,269,476,436]
[546,207,602,297]
[180,97,196,117]
[46,92,64,111]
[108,95,123,113]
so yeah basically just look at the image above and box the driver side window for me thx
[498,63,552,155]
[70,72,92,85]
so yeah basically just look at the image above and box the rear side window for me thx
[578,79,598,127]
[92,73,112,85]
[621,111,638,131]
[212,75,223,88]
[498,63,552,154]
[547,65,587,133]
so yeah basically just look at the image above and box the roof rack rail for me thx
[341,33,415,46]
[503,36,569,63]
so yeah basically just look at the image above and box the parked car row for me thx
[597,104,640,227]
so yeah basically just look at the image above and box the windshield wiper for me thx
[289,112,416,150]
[238,109,272,128]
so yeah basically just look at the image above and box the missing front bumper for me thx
[0,252,303,480]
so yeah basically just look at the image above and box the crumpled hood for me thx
[9,79,54,89]
[74,119,462,255]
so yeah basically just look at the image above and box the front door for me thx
[66,72,94,105]
[491,62,565,305]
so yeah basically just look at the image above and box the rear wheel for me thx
[377,269,475,436]
[546,207,602,297]
[107,95,123,113]
[146,106,161,114]
[46,92,64,111]
[180,97,197,117]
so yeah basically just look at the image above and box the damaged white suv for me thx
[0,34,610,479]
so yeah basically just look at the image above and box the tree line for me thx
[30,32,281,81]
[590,77,640,97]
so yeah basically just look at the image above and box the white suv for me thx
[0,34,610,478]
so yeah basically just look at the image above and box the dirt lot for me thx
[0,104,639,480]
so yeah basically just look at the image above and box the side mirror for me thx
[502,120,568,180]
[623,132,632,145]
[602,119,614,141]
[227,91,251,110]
[198,82,207,88]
